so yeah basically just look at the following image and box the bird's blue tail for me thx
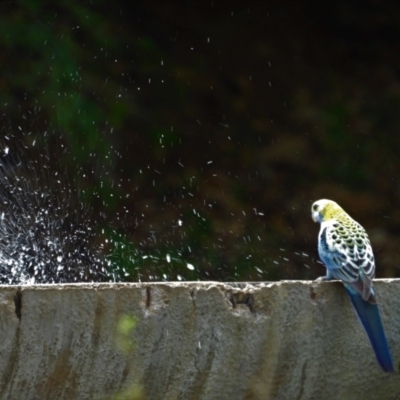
[346,288,394,372]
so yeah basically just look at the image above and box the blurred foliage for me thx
[0,0,400,281]
[116,315,137,353]
[110,386,144,400]
[111,315,144,400]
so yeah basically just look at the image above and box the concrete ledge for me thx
[0,280,399,400]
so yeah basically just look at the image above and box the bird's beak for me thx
[311,211,319,223]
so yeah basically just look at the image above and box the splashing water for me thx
[0,134,116,284]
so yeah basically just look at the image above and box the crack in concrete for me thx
[228,290,254,312]
[14,289,22,321]
[146,286,151,308]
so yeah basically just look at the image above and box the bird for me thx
[311,199,394,372]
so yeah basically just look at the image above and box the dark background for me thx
[0,0,399,282]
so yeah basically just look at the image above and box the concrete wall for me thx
[0,280,399,400]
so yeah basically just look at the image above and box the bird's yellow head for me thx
[311,199,344,223]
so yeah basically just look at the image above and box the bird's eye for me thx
[312,204,319,211]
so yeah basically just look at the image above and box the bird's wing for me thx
[319,223,375,302]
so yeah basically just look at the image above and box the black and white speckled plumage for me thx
[311,199,375,303]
